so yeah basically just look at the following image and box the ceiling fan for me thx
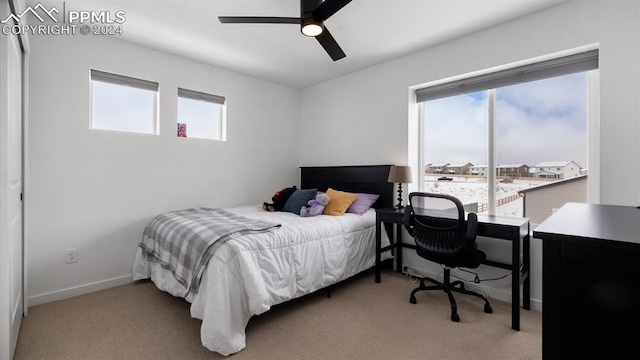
[218,0,352,61]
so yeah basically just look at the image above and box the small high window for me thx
[91,70,158,134]
[177,88,226,141]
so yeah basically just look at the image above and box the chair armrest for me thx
[466,212,478,247]
[403,205,413,232]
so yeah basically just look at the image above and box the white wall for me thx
[299,0,640,309]
[26,34,299,304]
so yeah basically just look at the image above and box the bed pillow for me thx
[284,188,318,215]
[323,188,358,216]
[346,193,380,215]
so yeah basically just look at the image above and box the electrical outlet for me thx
[65,248,78,264]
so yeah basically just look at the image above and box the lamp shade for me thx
[388,165,412,183]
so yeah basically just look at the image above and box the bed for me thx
[132,165,394,356]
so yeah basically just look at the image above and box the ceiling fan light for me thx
[301,22,322,37]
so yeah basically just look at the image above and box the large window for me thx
[417,50,598,224]
[177,88,226,141]
[90,70,158,135]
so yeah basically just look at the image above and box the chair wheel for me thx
[484,303,493,314]
[451,313,460,322]
[410,295,417,304]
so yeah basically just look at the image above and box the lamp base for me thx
[395,183,404,210]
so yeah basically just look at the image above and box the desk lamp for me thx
[388,165,413,210]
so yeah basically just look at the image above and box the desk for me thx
[534,202,640,360]
[375,207,530,331]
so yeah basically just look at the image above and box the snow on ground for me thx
[423,176,549,217]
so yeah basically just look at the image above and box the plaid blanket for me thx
[139,208,280,295]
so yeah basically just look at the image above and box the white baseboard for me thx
[27,274,133,307]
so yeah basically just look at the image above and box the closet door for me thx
[0,0,25,358]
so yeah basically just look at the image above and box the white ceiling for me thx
[54,0,567,89]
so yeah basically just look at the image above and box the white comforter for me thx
[132,205,391,356]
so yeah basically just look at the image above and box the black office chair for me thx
[403,192,492,322]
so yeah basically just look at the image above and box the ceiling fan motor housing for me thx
[301,0,324,36]
[301,0,323,17]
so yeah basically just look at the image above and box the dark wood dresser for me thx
[534,202,640,359]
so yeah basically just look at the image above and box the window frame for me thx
[90,69,159,135]
[177,87,226,141]
[411,49,601,218]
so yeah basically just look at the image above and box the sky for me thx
[92,81,156,134]
[178,97,221,140]
[422,72,588,168]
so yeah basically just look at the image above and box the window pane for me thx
[91,80,156,134]
[495,72,588,219]
[178,97,223,140]
[419,68,592,222]
[422,91,489,213]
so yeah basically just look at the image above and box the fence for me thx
[477,193,521,213]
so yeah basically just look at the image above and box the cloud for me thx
[92,81,155,133]
[498,72,587,120]
[423,72,588,167]
[423,94,488,164]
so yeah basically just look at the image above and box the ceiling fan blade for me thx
[315,26,346,61]
[218,16,301,24]
[313,0,352,21]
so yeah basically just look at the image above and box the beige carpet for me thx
[15,269,541,360]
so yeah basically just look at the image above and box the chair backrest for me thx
[403,192,478,256]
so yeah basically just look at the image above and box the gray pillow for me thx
[284,188,318,215]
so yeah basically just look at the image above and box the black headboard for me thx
[300,165,393,209]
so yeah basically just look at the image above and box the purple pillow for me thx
[346,193,380,215]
